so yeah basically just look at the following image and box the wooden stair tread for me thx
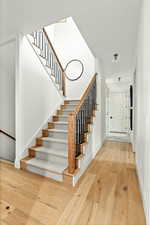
[63,168,80,177]
[58,115,68,117]
[21,156,33,162]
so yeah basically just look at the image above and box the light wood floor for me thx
[0,141,146,225]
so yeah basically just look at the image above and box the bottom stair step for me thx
[24,158,68,182]
[27,158,67,173]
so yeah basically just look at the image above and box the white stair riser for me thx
[35,152,68,164]
[65,105,77,110]
[68,100,80,104]
[61,110,72,116]
[43,140,67,151]
[54,123,68,130]
[27,165,63,182]
[48,131,67,140]
[58,116,68,122]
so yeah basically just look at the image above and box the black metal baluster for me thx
[46,48,50,67]
[58,68,61,87]
[51,54,54,75]
[81,106,83,141]
[56,64,59,84]
[34,31,37,46]
[73,76,97,158]
[83,102,86,133]
[59,69,62,90]
[40,32,45,57]
[37,31,40,48]
[54,62,57,81]
[39,31,43,51]
[50,53,53,71]
[43,37,46,58]
[76,115,80,156]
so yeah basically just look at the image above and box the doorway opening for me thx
[106,76,133,143]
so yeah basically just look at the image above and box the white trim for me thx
[15,34,23,168]
[92,142,104,158]
[0,159,14,165]
[0,37,16,47]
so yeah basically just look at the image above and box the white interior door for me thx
[108,92,130,135]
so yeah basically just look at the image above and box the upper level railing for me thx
[0,129,16,141]
[68,74,97,174]
[32,28,66,96]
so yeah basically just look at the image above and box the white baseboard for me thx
[135,157,150,225]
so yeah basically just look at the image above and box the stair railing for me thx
[0,129,16,141]
[32,28,66,96]
[68,74,97,174]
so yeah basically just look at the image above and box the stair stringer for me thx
[73,131,93,186]
[19,99,64,167]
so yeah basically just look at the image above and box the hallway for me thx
[0,141,146,225]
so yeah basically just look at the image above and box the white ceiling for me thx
[1,0,142,76]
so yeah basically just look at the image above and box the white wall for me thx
[15,36,64,166]
[92,58,106,157]
[46,17,95,99]
[96,59,106,144]
[101,78,106,144]
[45,24,55,43]
[135,1,150,224]
[92,73,102,156]
[0,40,16,161]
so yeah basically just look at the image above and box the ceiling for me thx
[1,0,142,76]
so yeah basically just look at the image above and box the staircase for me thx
[21,27,97,186]
[27,28,66,96]
[21,100,79,182]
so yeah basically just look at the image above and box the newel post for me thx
[68,112,76,174]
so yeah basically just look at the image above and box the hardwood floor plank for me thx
[127,168,146,225]
[111,166,129,225]
[88,168,118,225]
[56,173,95,225]
[3,209,44,225]
[0,141,146,225]
[74,200,93,225]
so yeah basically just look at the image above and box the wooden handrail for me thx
[0,130,16,141]
[43,28,64,72]
[74,73,97,114]
[68,73,97,174]
[43,28,66,96]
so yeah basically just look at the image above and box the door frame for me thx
[106,90,130,137]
